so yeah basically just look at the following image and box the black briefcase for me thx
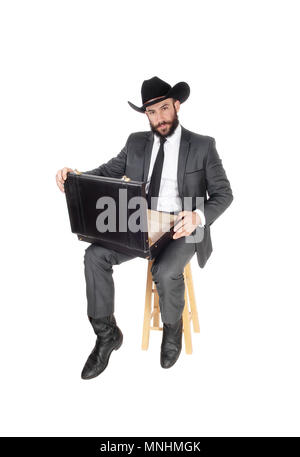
[64,171,180,259]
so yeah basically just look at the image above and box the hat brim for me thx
[128,81,190,113]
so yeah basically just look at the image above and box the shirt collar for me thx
[154,122,182,144]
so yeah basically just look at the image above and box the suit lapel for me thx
[143,131,154,182]
[177,125,191,197]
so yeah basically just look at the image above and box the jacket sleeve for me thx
[82,134,132,178]
[204,138,233,226]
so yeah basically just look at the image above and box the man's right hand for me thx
[56,167,74,193]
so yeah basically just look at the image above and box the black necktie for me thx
[147,136,167,210]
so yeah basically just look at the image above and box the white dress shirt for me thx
[146,123,206,227]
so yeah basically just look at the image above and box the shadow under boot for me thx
[81,314,123,380]
[160,317,183,369]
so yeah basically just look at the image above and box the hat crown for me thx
[141,76,171,104]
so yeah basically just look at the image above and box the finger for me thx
[174,222,182,232]
[174,217,185,231]
[55,170,64,188]
[62,167,70,180]
[175,221,189,233]
[58,181,65,193]
[57,173,66,190]
[57,169,63,182]
[175,211,187,221]
[176,224,194,237]
[56,174,64,188]
[174,219,182,229]
[173,230,187,239]
[56,171,62,182]
[176,226,191,238]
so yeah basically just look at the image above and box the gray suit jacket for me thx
[83,125,233,268]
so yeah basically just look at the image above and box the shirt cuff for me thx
[194,208,206,227]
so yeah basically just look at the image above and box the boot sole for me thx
[81,332,123,380]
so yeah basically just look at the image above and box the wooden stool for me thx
[141,259,200,354]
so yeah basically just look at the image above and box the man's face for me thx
[145,97,180,137]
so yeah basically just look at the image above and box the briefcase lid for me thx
[64,171,178,258]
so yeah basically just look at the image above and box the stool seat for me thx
[141,259,200,354]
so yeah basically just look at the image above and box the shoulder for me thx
[182,127,218,164]
[183,126,215,147]
[123,131,151,148]
[127,130,151,140]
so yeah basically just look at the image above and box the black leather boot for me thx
[81,314,123,380]
[160,317,183,368]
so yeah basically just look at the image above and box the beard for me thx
[149,109,179,138]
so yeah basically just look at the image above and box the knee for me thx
[151,262,183,286]
[84,244,112,269]
[84,244,97,264]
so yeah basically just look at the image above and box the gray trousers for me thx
[84,236,197,324]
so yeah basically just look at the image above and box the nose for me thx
[156,112,165,125]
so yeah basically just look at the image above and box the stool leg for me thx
[142,260,153,350]
[182,282,192,354]
[185,262,200,333]
[152,287,160,329]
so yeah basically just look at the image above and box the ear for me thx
[174,100,181,113]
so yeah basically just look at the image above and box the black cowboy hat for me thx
[128,76,190,113]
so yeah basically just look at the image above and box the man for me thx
[56,76,233,380]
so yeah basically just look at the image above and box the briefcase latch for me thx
[121,175,131,182]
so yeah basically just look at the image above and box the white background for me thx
[0,0,299,437]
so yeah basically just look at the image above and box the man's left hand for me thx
[173,210,201,239]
